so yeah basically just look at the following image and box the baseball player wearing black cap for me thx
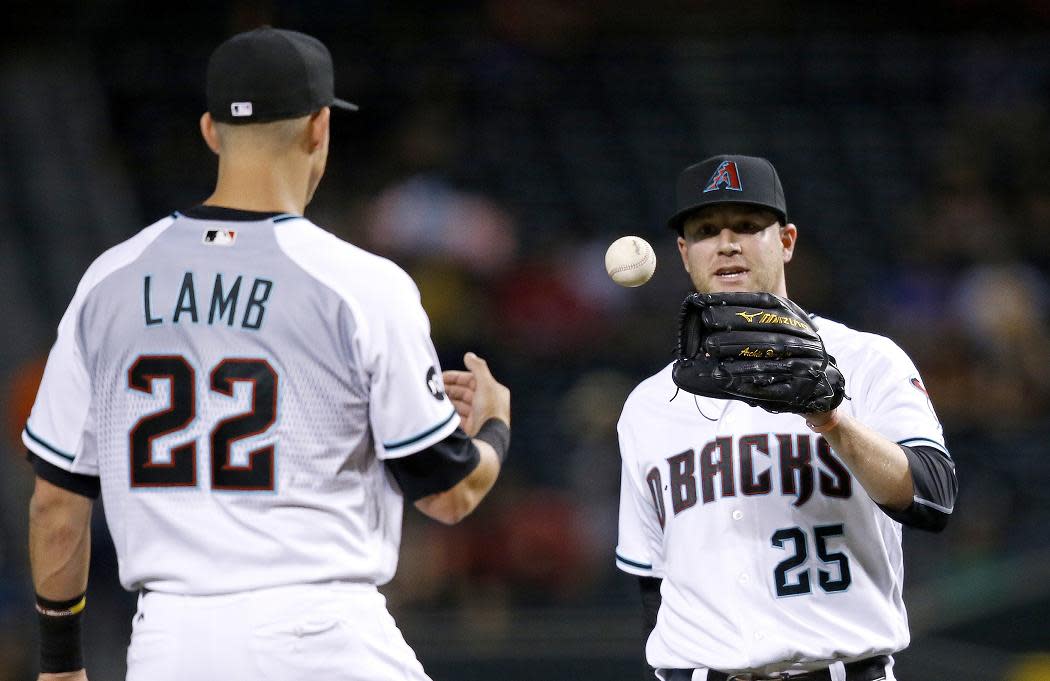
[25,28,511,681]
[616,155,958,680]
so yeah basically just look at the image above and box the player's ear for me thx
[307,107,330,152]
[677,235,691,273]
[780,223,798,264]
[200,113,221,155]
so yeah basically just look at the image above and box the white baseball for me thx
[605,236,656,287]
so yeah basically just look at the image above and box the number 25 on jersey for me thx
[128,355,277,491]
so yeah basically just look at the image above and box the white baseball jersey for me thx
[24,208,460,595]
[616,316,949,671]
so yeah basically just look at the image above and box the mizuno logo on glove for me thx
[735,310,811,330]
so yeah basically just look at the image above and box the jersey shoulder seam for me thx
[272,219,416,308]
[271,220,418,380]
[76,215,177,309]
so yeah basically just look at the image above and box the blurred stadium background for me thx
[2,1,1049,679]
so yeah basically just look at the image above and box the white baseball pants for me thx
[125,582,431,681]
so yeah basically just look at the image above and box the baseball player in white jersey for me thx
[616,155,958,681]
[24,28,511,681]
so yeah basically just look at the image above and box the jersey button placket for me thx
[732,510,747,582]
[731,501,763,665]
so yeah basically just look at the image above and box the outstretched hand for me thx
[443,352,510,437]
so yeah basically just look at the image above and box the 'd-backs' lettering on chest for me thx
[644,434,852,528]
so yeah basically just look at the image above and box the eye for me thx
[693,224,719,239]
[735,221,765,234]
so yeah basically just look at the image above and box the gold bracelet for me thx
[35,595,86,617]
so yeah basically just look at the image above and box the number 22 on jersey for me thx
[128,355,277,491]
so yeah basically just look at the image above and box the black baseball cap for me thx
[668,154,787,233]
[207,27,358,124]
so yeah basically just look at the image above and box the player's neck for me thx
[206,154,310,215]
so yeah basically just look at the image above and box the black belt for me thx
[664,655,889,681]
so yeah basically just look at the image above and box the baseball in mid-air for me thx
[605,235,656,287]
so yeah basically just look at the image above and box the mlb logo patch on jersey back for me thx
[203,229,237,246]
[704,160,743,193]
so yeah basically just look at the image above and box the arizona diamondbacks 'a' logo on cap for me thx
[668,154,787,232]
[703,160,743,193]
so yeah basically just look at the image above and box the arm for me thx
[805,410,913,509]
[29,476,93,681]
[30,477,92,599]
[805,411,958,532]
[414,352,510,525]
[804,334,957,530]
[413,441,501,525]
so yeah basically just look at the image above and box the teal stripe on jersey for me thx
[615,551,652,570]
[897,437,950,457]
[24,426,76,462]
[383,410,457,451]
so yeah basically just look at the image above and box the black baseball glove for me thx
[671,292,846,414]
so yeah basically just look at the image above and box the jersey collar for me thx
[177,205,297,221]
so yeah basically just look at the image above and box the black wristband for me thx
[475,418,510,464]
[37,593,85,673]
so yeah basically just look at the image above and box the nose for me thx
[716,228,741,255]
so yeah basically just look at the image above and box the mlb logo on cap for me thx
[704,160,743,193]
[230,102,253,117]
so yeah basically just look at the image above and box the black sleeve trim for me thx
[879,444,957,533]
[385,427,480,502]
[639,577,661,680]
[26,451,100,499]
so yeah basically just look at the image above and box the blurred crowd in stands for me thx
[1,1,1048,679]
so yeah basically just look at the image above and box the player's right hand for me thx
[39,671,88,681]
[443,352,510,437]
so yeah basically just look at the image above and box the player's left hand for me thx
[672,291,846,415]
[443,365,478,432]
[443,352,510,436]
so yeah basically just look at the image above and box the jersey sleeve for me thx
[615,414,665,578]
[853,337,957,522]
[23,215,172,481]
[366,271,459,460]
[854,337,949,456]
[384,427,480,501]
[22,284,99,478]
